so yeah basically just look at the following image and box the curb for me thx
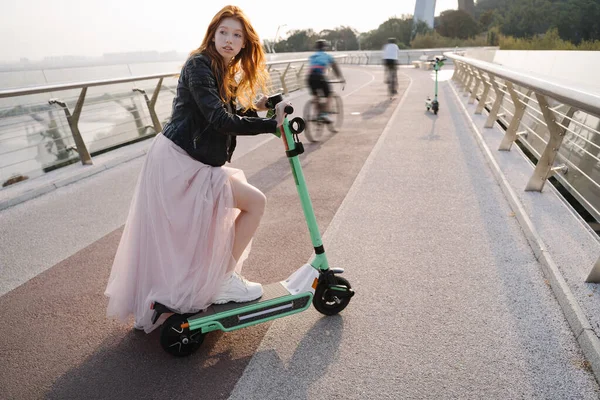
[0,148,148,212]
[448,81,600,384]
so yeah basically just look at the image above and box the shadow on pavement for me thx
[229,314,345,400]
[45,328,255,400]
[421,111,442,141]
[361,98,394,120]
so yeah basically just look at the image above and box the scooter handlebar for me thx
[266,93,293,115]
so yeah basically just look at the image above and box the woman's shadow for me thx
[44,326,248,400]
[228,314,345,400]
[45,313,344,400]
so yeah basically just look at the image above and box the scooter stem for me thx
[435,69,439,100]
[280,118,329,270]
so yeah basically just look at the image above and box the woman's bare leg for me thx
[229,175,266,263]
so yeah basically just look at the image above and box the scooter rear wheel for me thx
[326,95,344,134]
[313,276,352,316]
[160,314,204,357]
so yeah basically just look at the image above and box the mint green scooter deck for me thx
[187,283,312,333]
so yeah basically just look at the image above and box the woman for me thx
[105,5,292,333]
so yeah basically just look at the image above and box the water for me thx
[0,59,191,184]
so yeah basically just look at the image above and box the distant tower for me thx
[458,0,475,17]
[413,0,437,29]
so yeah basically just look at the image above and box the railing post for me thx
[475,71,491,115]
[460,65,469,92]
[469,68,482,104]
[452,62,462,86]
[296,64,305,80]
[49,87,92,165]
[133,77,164,134]
[587,256,600,283]
[296,63,305,88]
[498,83,530,151]
[463,66,473,97]
[149,78,164,132]
[280,63,291,94]
[457,63,469,89]
[451,61,461,82]
[485,74,504,128]
[525,97,575,191]
[451,62,458,81]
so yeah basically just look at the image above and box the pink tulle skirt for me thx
[105,133,249,332]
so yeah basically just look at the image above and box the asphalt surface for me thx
[1,66,599,400]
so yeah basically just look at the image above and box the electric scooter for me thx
[151,94,355,357]
[425,57,447,115]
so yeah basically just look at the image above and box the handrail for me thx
[444,52,600,119]
[0,73,175,99]
[0,56,347,99]
[0,54,348,186]
[446,51,600,283]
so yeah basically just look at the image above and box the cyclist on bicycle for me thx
[382,37,399,94]
[307,39,345,123]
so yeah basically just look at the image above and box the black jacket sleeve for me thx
[185,56,277,136]
[237,108,260,118]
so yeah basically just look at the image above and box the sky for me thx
[0,0,458,62]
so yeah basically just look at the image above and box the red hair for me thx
[190,5,270,111]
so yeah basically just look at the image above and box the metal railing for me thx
[0,56,346,187]
[445,52,600,283]
[0,73,178,183]
[334,48,461,66]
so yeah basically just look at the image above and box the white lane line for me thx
[321,72,413,243]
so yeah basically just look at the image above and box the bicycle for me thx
[303,80,344,142]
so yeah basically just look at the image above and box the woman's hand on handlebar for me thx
[275,101,292,127]
[255,94,269,112]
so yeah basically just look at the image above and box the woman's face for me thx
[214,17,245,63]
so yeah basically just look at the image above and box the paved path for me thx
[0,66,599,399]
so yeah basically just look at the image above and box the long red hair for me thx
[190,5,269,111]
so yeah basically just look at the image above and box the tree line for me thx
[267,0,600,51]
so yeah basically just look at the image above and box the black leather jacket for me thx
[162,53,278,166]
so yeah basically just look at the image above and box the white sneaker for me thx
[133,321,144,331]
[211,272,264,304]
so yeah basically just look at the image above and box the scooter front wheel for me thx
[160,314,204,357]
[313,276,352,316]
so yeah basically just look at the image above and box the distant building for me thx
[413,0,437,29]
[458,0,475,17]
